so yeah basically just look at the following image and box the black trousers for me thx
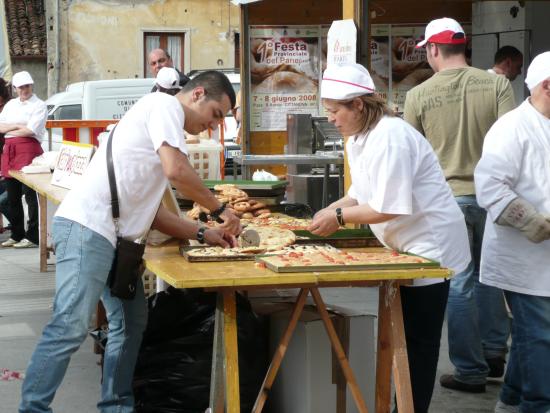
[396,280,450,413]
[6,178,39,243]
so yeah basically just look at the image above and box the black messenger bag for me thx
[106,126,146,300]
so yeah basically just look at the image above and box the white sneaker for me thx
[495,400,520,413]
[13,238,38,249]
[1,238,18,247]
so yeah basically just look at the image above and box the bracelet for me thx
[210,203,227,220]
[196,226,207,244]
[335,207,345,226]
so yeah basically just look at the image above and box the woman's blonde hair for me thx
[337,93,395,135]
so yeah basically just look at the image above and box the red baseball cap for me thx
[416,17,466,48]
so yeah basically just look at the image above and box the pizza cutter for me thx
[240,228,261,247]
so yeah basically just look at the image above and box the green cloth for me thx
[404,66,515,196]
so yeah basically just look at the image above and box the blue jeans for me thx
[447,196,511,384]
[500,291,550,413]
[19,217,147,413]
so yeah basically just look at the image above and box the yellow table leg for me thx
[389,284,414,413]
[38,194,47,272]
[223,290,240,413]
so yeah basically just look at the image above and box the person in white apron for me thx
[309,63,470,413]
[475,51,550,413]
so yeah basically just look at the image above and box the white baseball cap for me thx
[156,67,182,90]
[416,17,466,48]
[525,51,550,91]
[12,71,34,88]
[321,63,375,100]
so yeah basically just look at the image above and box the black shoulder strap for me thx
[106,125,119,220]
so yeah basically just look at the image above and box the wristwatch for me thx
[335,208,345,226]
[196,226,207,244]
[210,202,227,222]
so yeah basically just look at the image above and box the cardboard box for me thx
[266,304,376,413]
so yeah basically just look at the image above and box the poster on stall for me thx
[371,24,471,113]
[249,25,322,131]
[370,25,433,112]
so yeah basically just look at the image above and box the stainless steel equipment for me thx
[286,113,344,211]
[231,154,343,210]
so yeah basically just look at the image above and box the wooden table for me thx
[9,171,68,272]
[145,243,451,413]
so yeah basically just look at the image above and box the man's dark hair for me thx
[182,71,236,108]
[494,46,523,64]
[432,42,467,58]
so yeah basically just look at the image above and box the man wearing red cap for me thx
[404,17,515,393]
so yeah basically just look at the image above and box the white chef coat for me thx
[0,94,47,141]
[347,116,470,286]
[56,92,188,247]
[475,99,550,297]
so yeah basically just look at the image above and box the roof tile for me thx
[4,0,46,57]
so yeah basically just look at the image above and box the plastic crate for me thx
[186,142,222,180]
[142,270,157,298]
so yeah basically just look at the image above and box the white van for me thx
[45,78,155,149]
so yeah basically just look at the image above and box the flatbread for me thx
[243,225,296,251]
[261,246,433,267]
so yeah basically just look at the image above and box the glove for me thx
[497,197,550,243]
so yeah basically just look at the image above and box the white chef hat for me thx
[156,67,182,90]
[12,71,34,88]
[525,51,550,91]
[416,17,467,48]
[321,63,375,100]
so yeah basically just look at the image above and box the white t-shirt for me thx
[347,116,470,286]
[0,94,47,141]
[475,99,550,297]
[56,92,188,247]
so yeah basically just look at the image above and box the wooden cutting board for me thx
[256,248,441,273]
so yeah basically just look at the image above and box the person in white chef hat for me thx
[475,51,550,413]
[309,62,471,413]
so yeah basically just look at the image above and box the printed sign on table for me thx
[51,141,94,189]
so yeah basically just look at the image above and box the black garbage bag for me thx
[133,287,267,413]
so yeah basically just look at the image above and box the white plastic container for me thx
[186,141,223,180]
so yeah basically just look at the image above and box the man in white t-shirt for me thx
[19,71,241,413]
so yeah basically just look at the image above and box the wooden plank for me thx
[332,315,350,413]
[209,293,225,413]
[376,282,393,413]
[371,0,470,25]
[223,290,241,413]
[38,193,48,272]
[247,0,342,25]
[8,171,68,205]
[252,288,309,413]
[389,284,414,413]
[144,243,450,289]
[310,288,369,413]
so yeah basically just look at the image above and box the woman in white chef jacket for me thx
[309,63,470,413]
